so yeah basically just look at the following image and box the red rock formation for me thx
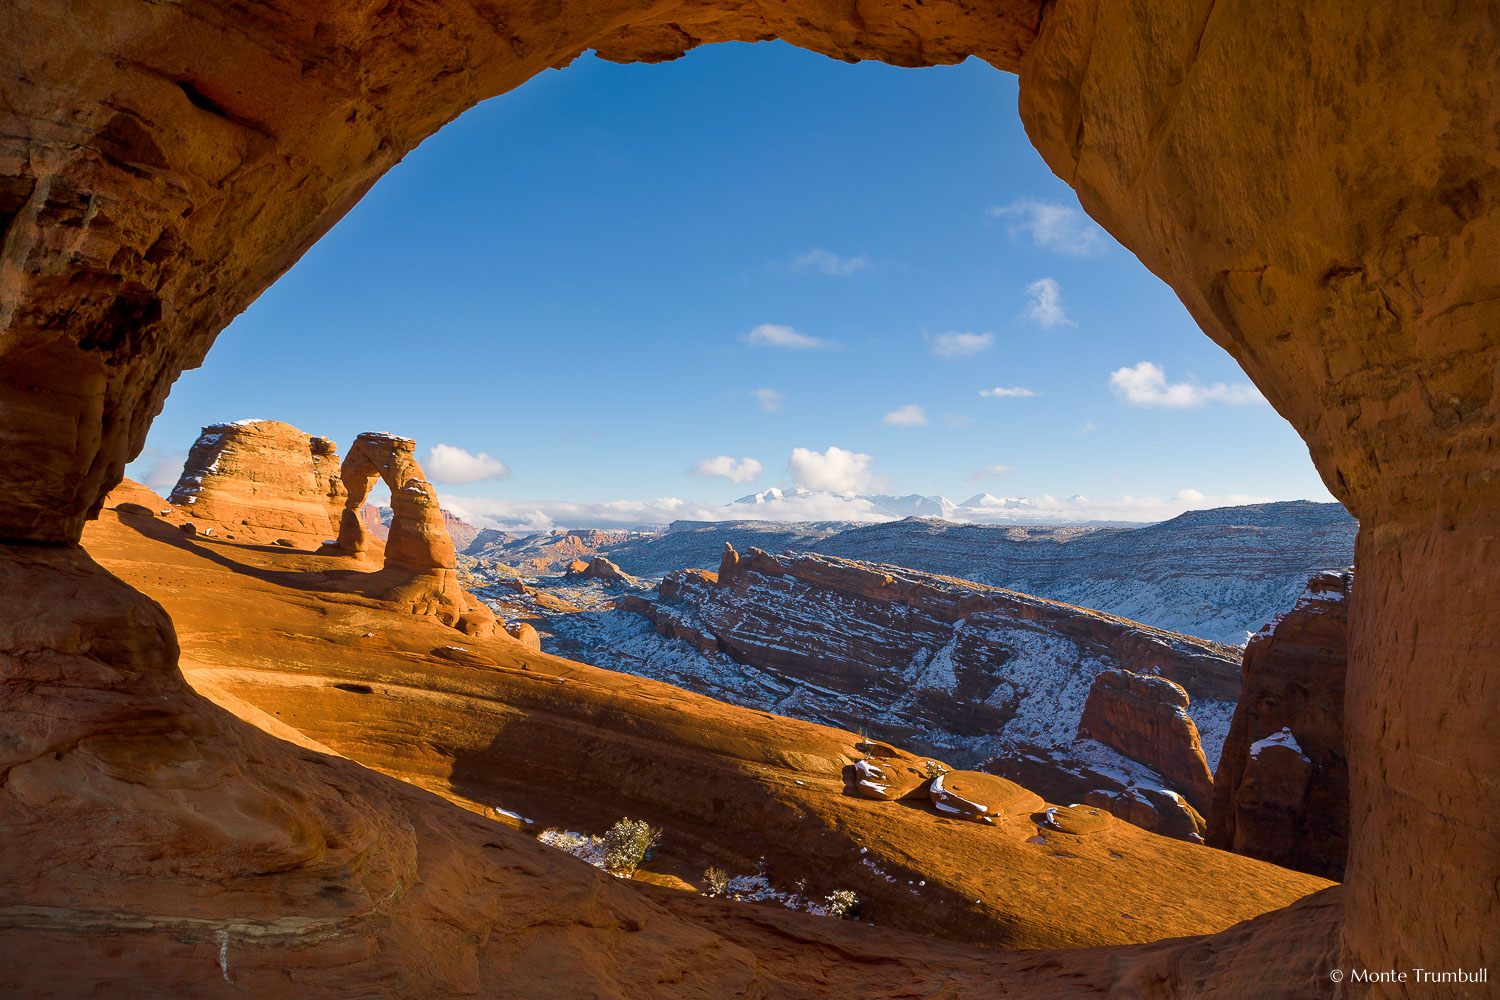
[929,770,1044,824]
[565,555,636,586]
[1076,668,1216,814]
[1210,572,1351,880]
[637,547,1240,758]
[505,621,542,651]
[166,419,345,545]
[323,432,494,636]
[1,0,1495,991]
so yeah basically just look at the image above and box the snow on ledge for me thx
[1249,726,1305,760]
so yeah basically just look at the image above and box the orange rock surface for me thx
[325,432,496,636]
[41,488,1320,983]
[166,418,345,546]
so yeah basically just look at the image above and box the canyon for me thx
[1,1,1495,996]
[465,501,1357,645]
[531,543,1237,837]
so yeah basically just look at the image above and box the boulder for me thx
[849,757,928,801]
[929,771,1044,825]
[506,622,542,651]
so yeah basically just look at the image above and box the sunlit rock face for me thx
[1210,572,1351,881]
[0,0,1494,993]
[1075,668,1215,815]
[1018,0,1499,977]
[329,431,495,634]
[166,419,345,545]
[624,544,1240,758]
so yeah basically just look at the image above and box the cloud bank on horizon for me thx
[438,485,1280,535]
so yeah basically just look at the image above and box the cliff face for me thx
[167,419,345,545]
[1209,572,1351,880]
[616,546,1239,809]
[597,503,1356,646]
[1076,669,1215,814]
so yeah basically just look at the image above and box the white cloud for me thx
[1077,420,1096,434]
[929,331,995,359]
[967,463,1014,482]
[986,199,1108,256]
[753,388,783,412]
[1023,278,1073,328]
[788,445,878,493]
[424,443,510,484]
[744,323,831,350]
[953,488,1274,523]
[979,386,1037,398]
[1108,361,1266,408]
[882,404,928,427]
[126,448,188,496]
[789,248,870,276]
[693,455,764,483]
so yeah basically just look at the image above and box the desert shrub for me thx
[538,828,595,858]
[823,889,859,920]
[922,760,946,780]
[602,817,662,874]
[702,867,730,897]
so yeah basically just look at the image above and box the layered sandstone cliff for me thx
[602,545,1238,834]
[1076,669,1216,814]
[1210,572,1351,880]
[167,419,345,545]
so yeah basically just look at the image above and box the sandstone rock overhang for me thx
[0,0,1495,994]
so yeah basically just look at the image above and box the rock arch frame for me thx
[0,0,1494,993]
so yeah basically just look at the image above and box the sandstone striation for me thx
[619,545,1239,772]
[326,432,495,636]
[167,419,345,545]
[593,502,1358,645]
[1209,572,1351,880]
[1076,668,1216,814]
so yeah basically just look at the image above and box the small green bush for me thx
[702,867,730,897]
[602,817,662,874]
[922,760,946,780]
[823,889,859,919]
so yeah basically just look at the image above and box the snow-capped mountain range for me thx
[443,486,1234,534]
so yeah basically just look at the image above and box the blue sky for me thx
[128,41,1335,528]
